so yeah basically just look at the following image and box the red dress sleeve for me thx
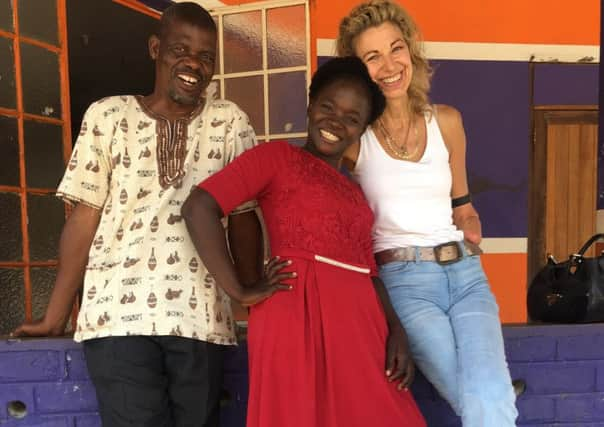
[198,141,287,216]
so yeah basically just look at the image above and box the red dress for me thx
[200,141,426,427]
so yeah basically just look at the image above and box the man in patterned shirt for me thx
[13,3,262,426]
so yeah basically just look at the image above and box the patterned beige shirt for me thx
[57,95,257,344]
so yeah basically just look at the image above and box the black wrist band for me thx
[452,193,472,208]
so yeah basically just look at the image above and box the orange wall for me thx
[312,0,600,44]
[219,0,599,44]
[481,254,528,323]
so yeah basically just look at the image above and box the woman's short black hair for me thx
[308,56,385,125]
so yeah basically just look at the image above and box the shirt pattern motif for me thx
[57,95,257,344]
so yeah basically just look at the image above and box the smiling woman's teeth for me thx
[320,129,339,142]
[382,73,402,84]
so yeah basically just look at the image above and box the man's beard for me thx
[169,87,200,106]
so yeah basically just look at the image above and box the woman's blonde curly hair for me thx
[336,0,432,116]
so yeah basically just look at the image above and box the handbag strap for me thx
[577,233,604,256]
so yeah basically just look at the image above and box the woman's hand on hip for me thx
[237,257,295,307]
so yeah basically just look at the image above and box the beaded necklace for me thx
[376,117,419,160]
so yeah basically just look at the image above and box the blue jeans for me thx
[379,251,518,426]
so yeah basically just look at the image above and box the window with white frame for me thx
[209,0,310,145]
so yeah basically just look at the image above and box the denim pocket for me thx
[378,260,415,275]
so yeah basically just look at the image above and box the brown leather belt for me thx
[375,241,483,266]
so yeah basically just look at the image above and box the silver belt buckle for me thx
[433,241,462,265]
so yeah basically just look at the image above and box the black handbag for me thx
[527,233,604,323]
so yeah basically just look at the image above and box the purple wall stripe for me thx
[430,60,530,237]
[533,63,599,106]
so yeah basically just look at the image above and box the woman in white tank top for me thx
[337,2,518,426]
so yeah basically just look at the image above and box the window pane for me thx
[20,42,61,118]
[31,267,56,321]
[0,115,20,186]
[0,192,22,261]
[0,37,16,109]
[18,0,59,45]
[224,76,264,136]
[0,268,25,335]
[30,266,73,331]
[269,72,306,134]
[24,120,64,189]
[267,6,306,69]
[0,0,13,32]
[28,193,64,261]
[223,11,262,73]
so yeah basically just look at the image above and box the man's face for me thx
[149,20,217,106]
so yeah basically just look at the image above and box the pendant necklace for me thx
[377,116,419,160]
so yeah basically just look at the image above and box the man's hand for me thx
[12,203,100,338]
[12,316,68,337]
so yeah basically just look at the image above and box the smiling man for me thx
[12,3,262,426]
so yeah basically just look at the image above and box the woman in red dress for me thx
[182,57,426,427]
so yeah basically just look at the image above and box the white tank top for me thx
[354,112,463,251]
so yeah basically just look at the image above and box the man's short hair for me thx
[159,2,216,39]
